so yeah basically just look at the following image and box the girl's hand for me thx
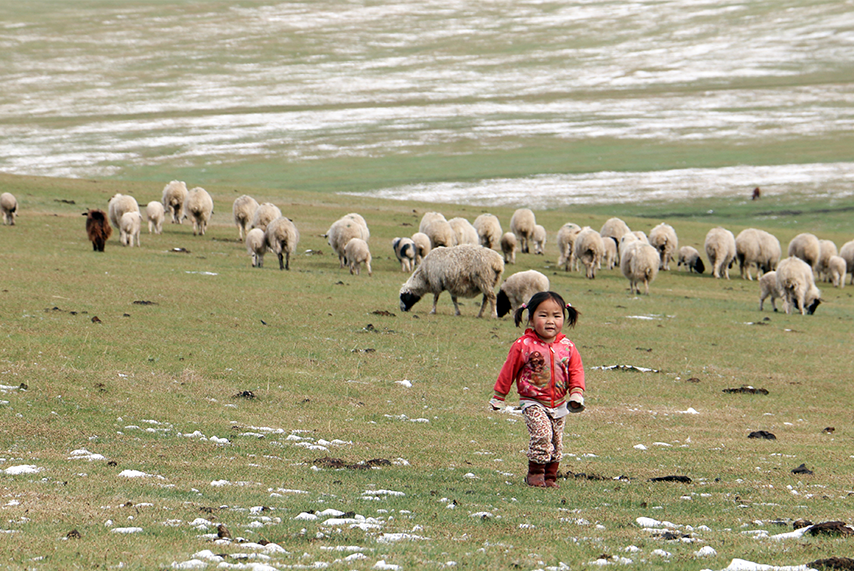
[568,393,585,412]
[489,397,506,411]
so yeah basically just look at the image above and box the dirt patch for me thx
[649,475,692,484]
[314,456,392,470]
[371,310,396,317]
[723,386,769,395]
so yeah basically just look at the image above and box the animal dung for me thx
[722,386,769,395]
[792,463,814,475]
[806,522,854,537]
[648,475,692,484]
[747,430,776,440]
[823,427,835,434]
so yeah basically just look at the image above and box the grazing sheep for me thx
[448,217,479,246]
[473,214,502,249]
[83,209,112,252]
[500,232,517,265]
[532,224,547,255]
[232,195,259,240]
[251,203,282,232]
[600,217,631,254]
[119,211,142,247]
[185,187,214,236]
[828,255,846,288]
[735,228,781,280]
[1,192,17,225]
[677,246,706,274]
[327,216,367,268]
[161,181,188,224]
[758,271,783,312]
[620,239,659,294]
[245,228,266,268]
[632,230,650,244]
[787,233,821,273]
[345,238,372,276]
[574,228,605,279]
[393,237,416,272]
[146,201,164,235]
[496,270,550,318]
[265,216,300,271]
[399,244,504,318]
[108,193,140,231]
[342,213,370,240]
[817,239,838,282]
[648,223,678,270]
[704,227,736,279]
[602,236,618,270]
[424,218,455,248]
[776,256,821,315]
[411,232,432,266]
[510,208,536,254]
[419,212,446,234]
[839,240,854,285]
[556,223,582,271]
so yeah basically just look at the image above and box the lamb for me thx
[676,246,705,274]
[108,193,140,231]
[83,209,112,252]
[399,244,504,318]
[648,223,678,270]
[496,270,550,318]
[411,232,432,266]
[556,223,582,271]
[232,195,259,240]
[119,211,142,247]
[775,256,821,315]
[531,224,547,255]
[1,192,17,225]
[620,241,660,295]
[735,228,781,280]
[327,216,367,268]
[817,239,838,282]
[602,236,617,270]
[392,237,416,272]
[245,228,266,268]
[161,181,188,224]
[787,233,821,273]
[574,228,605,279]
[423,218,455,248]
[251,203,282,232]
[704,227,736,279]
[510,208,536,254]
[146,201,164,235]
[185,187,214,236]
[500,232,517,265]
[840,240,854,286]
[344,238,372,276]
[265,216,300,270]
[828,255,847,288]
[473,214,502,249]
[419,212,446,234]
[448,217,479,246]
[758,271,783,312]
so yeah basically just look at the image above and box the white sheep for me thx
[327,216,367,268]
[265,216,300,270]
[345,238,372,276]
[776,256,821,315]
[632,230,650,244]
[758,271,783,312]
[496,270,550,318]
[787,233,821,273]
[108,193,140,231]
[1,192,18,225]
[342,213,370,240]
[161,181,188,224]
[839,240,854,286]
[676,246,705,274]
[574,228,605,279]
[448,217,479,246]
[532,224,547,255]
[119,211,142,247]
[817,239,838,282]
[500,232,517,265]
[424,218,455,248]
[392,237,416,272]
[510,208,536,254]
[419,212,446,234]
[145,201,164,235]
[251,203,282,232]
[232,195,259,241]
[473,214,502,249]
[621,240,659,295]
[602,236,617,270]
[648,223,678,270]
[556,223,582,271]
[245,228,266,268]
[735,228,781,280]
[599,217,631,258]
[704,227,736,279]
[399,244,504,318]
[185,187,214,236]
[411,232,432,266]
[828,255,846,288]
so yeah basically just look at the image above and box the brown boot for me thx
[544,462,560,488]
[526,461,546,487]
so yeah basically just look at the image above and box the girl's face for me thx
[528,298,564,343]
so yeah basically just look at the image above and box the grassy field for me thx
[0,173,852,570]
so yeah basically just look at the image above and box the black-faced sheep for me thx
[233,195,259,240]
[186,187,214,236]
[620,239,659,295]
[473,214,502,249]
[500,232,517,265]
[345,238,372,276]
[327,216,368,268]
[787,233,821,273]
[399,245,504,318]
[108,193,140,231]
[676,246,705,274]
[704,227,736,279]
[424,218,455,248]
[245,228,266,268]
[496,270,550,318]
[776,256,821,315]
[556,223,582,271]
[448,217,479,246]
[393,237,416,272]
[574,228,605,279]
[146,201,164,235]
[83,209,112,252]
[817,239,838,282]
[119,211,142,247]
[510,208,536,254]
[839,240,854,286]
[532,224,547,255]
[758,271,783,312]
[828,255,846,288]
[1,192,17,225]
[161,181,188,224]
[265,216,300,271]
[648,223,678,271]
[411,232,431,266]
[735,228,781,280]
[251,203,282,232]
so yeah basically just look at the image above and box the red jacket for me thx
[493,329,585,408]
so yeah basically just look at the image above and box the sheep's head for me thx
[399,289,421,312]
[692,257,705,274]
[495,290,511,318]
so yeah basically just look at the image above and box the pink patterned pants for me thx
[523,406,565,464]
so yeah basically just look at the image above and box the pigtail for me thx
[564,302,580,328]
[513,303,527,327]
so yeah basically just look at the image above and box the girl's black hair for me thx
[513,291,580,328]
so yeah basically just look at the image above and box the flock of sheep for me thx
[3,184,851,318]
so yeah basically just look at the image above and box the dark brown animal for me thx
[752,187,761,200]
[84,209,112,252]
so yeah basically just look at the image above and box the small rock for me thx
[66,529,81,539]
[823,427,835,434]
[792,463,813,475]
[91,316,102,324]
[748,430,776,440]
[793,519,814,530]
[217,524,231,539]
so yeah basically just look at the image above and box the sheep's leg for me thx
[451,295,461,316]
[285,251,291,271]
[477,294,487,318]
[277,252,285,270]
[644,279,650,295]
[430,293,440,314]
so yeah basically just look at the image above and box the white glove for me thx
[489,396,506,411]
[568,393,585,413]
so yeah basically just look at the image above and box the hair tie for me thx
[566,302,572,308]
[520,303,527,309]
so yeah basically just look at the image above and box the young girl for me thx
[490,291,585,488]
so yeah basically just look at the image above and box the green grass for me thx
[1,172,853,570]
